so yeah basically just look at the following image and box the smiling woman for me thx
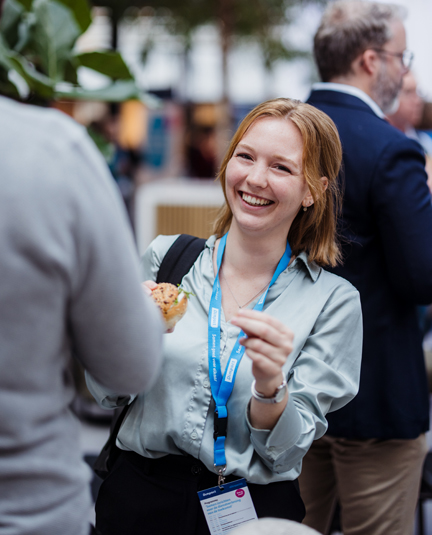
[86,98,363,535]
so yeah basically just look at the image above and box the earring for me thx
[303,205,307,212]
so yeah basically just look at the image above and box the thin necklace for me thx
[221,269,270,309]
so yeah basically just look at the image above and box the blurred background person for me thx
[388,70,432,415]
[301,2,432,535]
[87,103,140,227]
[0,95,164,535]
[185,124,218,179]
[387,70,432,193]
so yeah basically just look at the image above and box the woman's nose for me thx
[246,162,268,188]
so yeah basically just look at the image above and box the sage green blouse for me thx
[87,234,362,484]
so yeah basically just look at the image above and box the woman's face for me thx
[225,116,312,240]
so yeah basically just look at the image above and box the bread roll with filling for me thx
[151,283,189,330]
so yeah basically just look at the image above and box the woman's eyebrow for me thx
[235,141,253,152]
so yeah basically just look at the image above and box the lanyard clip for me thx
[213,407,228,440]
[215,465,226,489]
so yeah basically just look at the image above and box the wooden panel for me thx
[156,205,221,239]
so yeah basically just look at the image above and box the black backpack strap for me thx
[92,234,207,480]
[156,234,206,285]
[92,403,130,479]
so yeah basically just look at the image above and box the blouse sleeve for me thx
[85,234,180,408]
[85,371,136,409]
[140,234,180,282]
[246,285,362,474]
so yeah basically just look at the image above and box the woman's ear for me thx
[320,176,328,192]
[302,190,314,209]
[302,177,328,209]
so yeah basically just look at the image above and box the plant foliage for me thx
[94,0,318,66]
[0,0,140,102]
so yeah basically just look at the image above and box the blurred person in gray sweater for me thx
[0,95,164,535]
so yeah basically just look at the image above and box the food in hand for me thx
[151,283,191,329]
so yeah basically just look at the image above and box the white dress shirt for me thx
[312,82,385,118]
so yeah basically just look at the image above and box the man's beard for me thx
[371,62,403,114]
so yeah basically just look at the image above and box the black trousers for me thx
[95,451,305,535]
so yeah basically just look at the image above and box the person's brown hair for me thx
[314,1,406,82]
[213,98,343,267]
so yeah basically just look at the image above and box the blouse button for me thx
[191,464,201,475]
[191,431,198,440]
[203,380,210,388]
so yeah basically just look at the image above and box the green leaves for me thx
[0,0,26,49]
[56,79,140,101]
[13,0,33,11]
[55,0,92,33]
[75,51,134,80]
[33,0,81,80]
[104,0,316,71]
[0,0,140,103]
[0,32,55,97]
[261,39,310,70]
[0,64,21,97]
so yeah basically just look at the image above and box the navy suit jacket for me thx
[307,89,432,439]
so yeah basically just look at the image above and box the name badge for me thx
[198,478,258,534]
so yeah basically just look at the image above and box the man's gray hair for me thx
[314,1,406,82]
[232,518,322,535]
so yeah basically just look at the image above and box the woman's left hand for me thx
[230,309,293,396]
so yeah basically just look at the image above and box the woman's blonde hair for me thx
[213,98,343,267]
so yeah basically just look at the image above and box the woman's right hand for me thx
[142,280,175,333]
[142,280,158,296]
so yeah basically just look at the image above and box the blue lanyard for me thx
[208,233,292,470]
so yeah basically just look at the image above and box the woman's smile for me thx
[240,191,273,207]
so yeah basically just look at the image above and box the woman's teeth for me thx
[242,193,271,206]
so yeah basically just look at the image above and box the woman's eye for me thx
[276,165,290,173]
[236,153,252,161]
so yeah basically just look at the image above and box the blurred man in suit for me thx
[300,2,432,534]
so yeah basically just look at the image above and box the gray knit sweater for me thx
[0,97,163,535]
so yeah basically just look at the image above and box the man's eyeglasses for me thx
[372,48,414,69]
